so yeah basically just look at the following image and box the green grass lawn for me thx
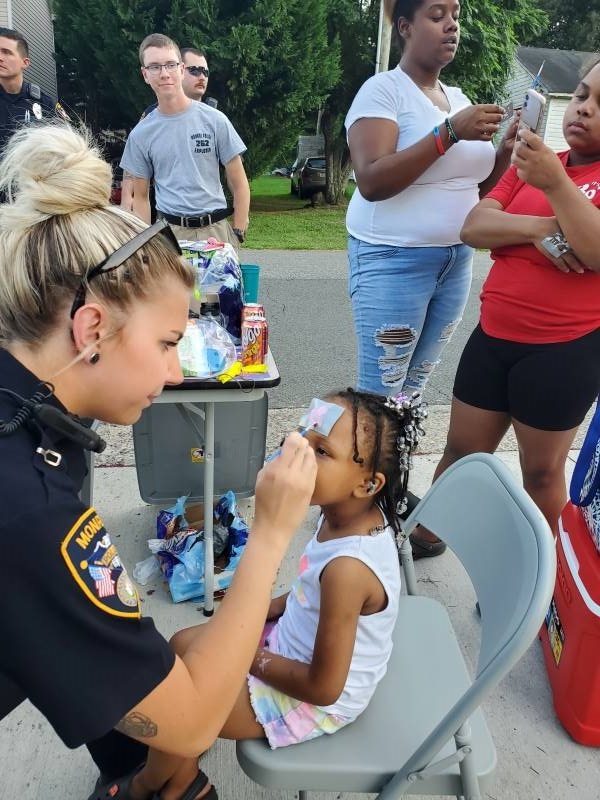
[245,175,354,250]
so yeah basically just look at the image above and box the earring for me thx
[367,480,377,495]
[89,352,100,365]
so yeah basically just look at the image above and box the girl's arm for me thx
[461,198,586,274]
[513,129,600,270]
[249,557,378,706]
[461,198,560,249]
[267,592,289,621]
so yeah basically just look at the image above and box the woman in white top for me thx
[346,0,518,560]
[346,0,515,403]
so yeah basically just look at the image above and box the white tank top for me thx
[273,515,401,717]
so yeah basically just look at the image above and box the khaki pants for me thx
[170,218,239,251]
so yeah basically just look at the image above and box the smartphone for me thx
[517,88,546,135]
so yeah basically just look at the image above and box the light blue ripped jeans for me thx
[348,235,473,395]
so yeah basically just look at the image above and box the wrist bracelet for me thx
[432,126,446,156]
[445,117,459,143]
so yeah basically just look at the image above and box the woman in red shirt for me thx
[416,57,600,551]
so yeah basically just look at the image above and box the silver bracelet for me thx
[540,232,572,259]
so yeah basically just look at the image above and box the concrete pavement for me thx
[1,414,598,799]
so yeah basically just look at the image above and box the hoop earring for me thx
[89,352,100,365]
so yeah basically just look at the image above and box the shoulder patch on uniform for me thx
[61,508,140,619]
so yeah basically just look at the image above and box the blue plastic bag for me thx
[569,397,600,552]
[151,491,250,603]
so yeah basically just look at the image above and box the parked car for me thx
[290,157,326,199]
[271,165,292,177]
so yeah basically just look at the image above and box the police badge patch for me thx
[61,508,140,618]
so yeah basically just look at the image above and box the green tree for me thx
[315,0,548,205]
[54,0,339,178]
[523,0,600,51]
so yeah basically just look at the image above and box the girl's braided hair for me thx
[327,388,427,537]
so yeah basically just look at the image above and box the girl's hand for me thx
[449,104,504,142]
[532,216,586,273]
[498,111,520,154]
[511,129,566,192]
[252,431,317,550]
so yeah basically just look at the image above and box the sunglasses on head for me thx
[70,219,182,319]
[185,65,209,78]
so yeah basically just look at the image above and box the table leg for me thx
[203,401,215,616]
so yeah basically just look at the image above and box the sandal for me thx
[175,770,218,800]
[88,764,147,800]
[90,767,217,800]
[409,530,447,560]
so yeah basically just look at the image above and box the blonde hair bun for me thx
[0,123,112,231]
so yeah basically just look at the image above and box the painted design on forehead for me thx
[298,398,345,437]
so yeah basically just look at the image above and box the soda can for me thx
[241,303,265,323]
[242,317,268,366]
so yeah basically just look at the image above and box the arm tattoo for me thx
[115,711,158,739]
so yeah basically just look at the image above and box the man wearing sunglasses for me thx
[120,34,249,248]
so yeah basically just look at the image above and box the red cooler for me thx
[541,501,600,745]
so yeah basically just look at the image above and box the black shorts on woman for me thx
[453,324,600,431]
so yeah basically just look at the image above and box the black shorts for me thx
[453,324,600,431]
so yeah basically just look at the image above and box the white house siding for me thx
[8,0,57,97]
[0,4,8,26]
[544,97,569,151]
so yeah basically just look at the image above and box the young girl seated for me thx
[117,388,426,800]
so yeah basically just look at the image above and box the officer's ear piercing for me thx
[88,352,100,365]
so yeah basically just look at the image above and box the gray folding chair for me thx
[236,453,556,799]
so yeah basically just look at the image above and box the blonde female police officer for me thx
[0,124,316,800]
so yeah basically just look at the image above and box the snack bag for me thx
[145,491,250,603]
[180,239,244,341]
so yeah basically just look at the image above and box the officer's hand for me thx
[252,432,316,549]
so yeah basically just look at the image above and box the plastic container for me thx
[132,395,268,504]
[240,264,260,303]
[541,501,600,745]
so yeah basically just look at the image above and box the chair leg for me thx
[298,791,309,800]
[454,721,481,799]
[399,535,419,595]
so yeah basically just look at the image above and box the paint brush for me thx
[265,427,309,463]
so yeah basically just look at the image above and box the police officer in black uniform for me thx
[0,123,315,800]
[0,27,69,153]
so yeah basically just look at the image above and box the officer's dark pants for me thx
[86,731,148,779]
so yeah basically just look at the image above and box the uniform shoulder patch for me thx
[61,508,140,618]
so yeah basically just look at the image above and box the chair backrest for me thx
[385,453,556,795]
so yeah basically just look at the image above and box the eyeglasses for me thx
[185,65,209,78]
[70,219,182,319]
[144,61,181,75]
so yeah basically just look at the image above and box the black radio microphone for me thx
[30,404,107,453]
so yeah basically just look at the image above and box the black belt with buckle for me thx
[158,206,233,228]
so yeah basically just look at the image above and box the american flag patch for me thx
[88,565,115,598]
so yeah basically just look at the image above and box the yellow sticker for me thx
[191,447,205,463]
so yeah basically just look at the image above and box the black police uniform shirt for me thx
[0,81,67,151]
[0,349,175,748]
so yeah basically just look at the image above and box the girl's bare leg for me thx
[512,419,579,533]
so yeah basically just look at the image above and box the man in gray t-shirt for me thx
[120,33,250,247]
